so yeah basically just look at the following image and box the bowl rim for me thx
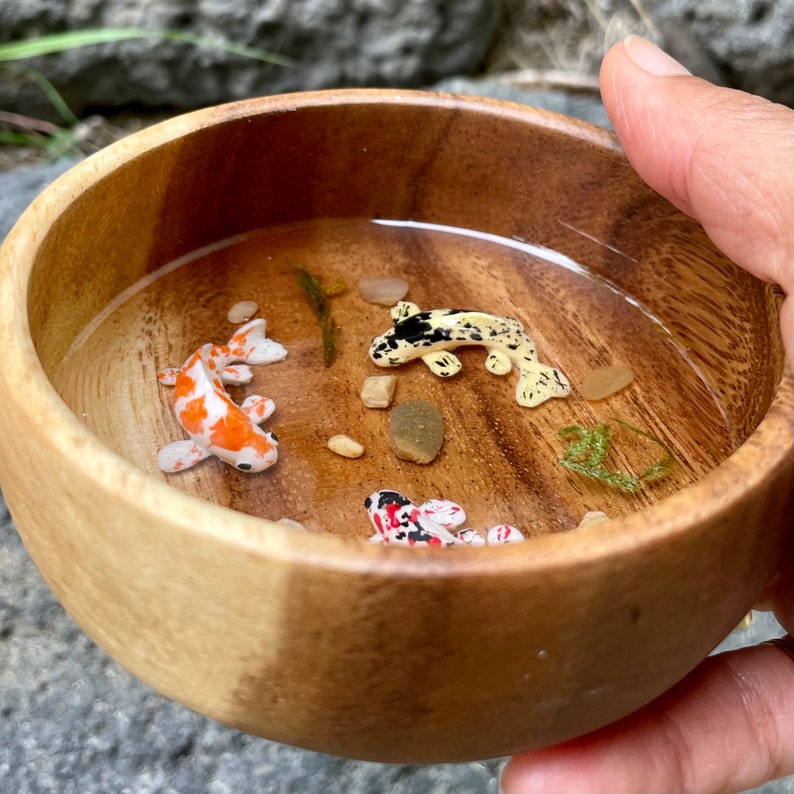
[1,88,791,577]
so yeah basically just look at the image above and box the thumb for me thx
[600,37,793,363]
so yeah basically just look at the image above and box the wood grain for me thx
[0,91,790,762]
[54,219,737,536]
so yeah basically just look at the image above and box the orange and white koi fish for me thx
[157,319,287,473]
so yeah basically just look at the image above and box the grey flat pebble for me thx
[389,399,445,463]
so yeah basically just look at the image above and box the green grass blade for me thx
[0,130,44,146]
[0,28,293,67]
[4,63,80,126]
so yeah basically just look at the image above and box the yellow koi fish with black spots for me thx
[369,302,570,407]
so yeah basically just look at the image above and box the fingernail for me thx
[623,35,691,77]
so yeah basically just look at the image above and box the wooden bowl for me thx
[0,90,791,763]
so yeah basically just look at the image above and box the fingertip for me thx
[598,38,625,103]
[599,37,671,107]
[600,36,690,93]
[599,36,691,142]
[599,36,793,288]
[622,35,692,77]
[599,38,699,217]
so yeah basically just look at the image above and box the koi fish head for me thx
[368,308,501,367]
[363,489,458,546]
[369,311,451,365]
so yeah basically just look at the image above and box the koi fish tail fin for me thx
[228,318,288,365]
[516,363,571,407]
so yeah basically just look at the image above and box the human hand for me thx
[500,36,793,794]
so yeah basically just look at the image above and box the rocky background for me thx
[0,0,792,161]
[1,1,792,792]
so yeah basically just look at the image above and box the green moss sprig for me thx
[293,264,346,368]
[558,419,674,494]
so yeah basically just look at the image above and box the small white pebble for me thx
[228,300,258,324]
[360,374,397,408]
[277,518,307,531]
[358,276,409,306]
[327,434,365,458]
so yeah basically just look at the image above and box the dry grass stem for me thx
[478,68,600,92]
[486,0,658,79]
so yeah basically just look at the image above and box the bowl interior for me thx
[26,92,787,539]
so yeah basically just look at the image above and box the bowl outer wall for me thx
[0,90,791,763]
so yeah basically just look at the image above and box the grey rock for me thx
[649,0,794,106]
[0,157,80,241]
[430,76,613,129]
[0,0,501,119]
[653,17,727,88]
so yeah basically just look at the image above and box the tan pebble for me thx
[580,364,634,400]
[360,374,397,408]
[389,399,444,464]
[228,300,258,324]
[358,276,409,306]
[328,434,365,458]
[575,511,610,529]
